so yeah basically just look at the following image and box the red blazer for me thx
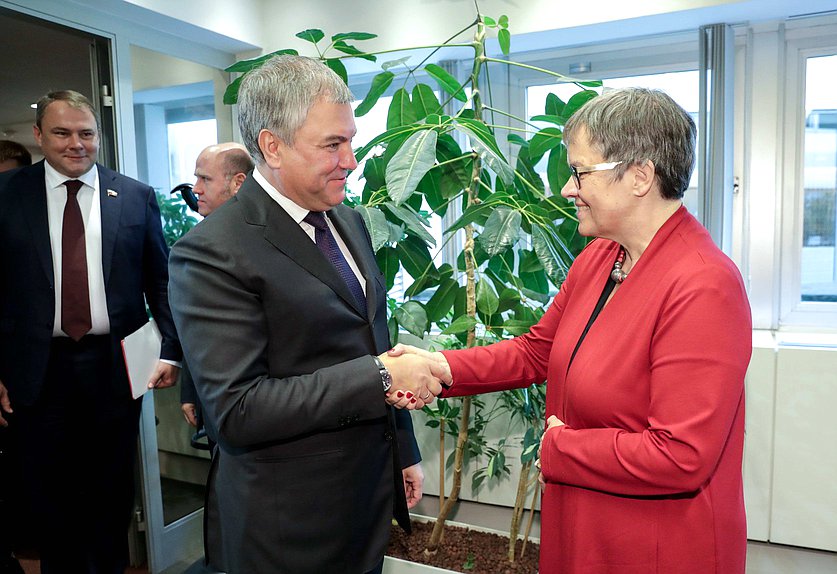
[443,207,752,574]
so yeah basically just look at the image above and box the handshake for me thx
[379,344,452,410]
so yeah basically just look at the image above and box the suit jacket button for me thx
[383,430,394,441]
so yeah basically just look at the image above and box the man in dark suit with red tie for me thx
[0,90,181,574]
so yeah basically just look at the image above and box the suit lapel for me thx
[98,165,123,286]
[239,180,367,319]
[20,162,54,285]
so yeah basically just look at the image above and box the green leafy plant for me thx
[223,2,598,561]
[156,192,198,247]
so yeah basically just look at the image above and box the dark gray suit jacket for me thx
[0,160,181,405]
[168,175,419,574]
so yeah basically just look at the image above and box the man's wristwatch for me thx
[372,356,392,393]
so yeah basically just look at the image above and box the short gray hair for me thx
[563,87,696,200]
[237,55,353,164]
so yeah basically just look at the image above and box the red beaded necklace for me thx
[610,247,629,283]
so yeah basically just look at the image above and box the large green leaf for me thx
[387,88,417,129]
[436,133,463,161]
[354,71,395,117]
[545,93,566,117]
[405,273,439,298]
[424,63,467,102]
[223,76,243,105]
[325,58,348,84]
[362,156,386,190]
[396,235,438,280]
[528,127,563,160]
[425,278,459,322]
[332,41,376,62]
[498,28,511,55]
[376,246,399,289]
[354,124,416,163]
[426,279,459,323]
[563,90,598,118]
[532,225,569,284]
[382,56,411,71]
[354,205,389,252]
[412,84,442,120]
[502,319,535,337]
[497,287,521,313]
[547,145,572,196]
[529,114,567,126]
[225,49,299,73]
[417,169,447,216]
[476,279,499,315]
[385,128,437,206]
[441,315,477,335]
[295,29,325,44]
[383,202,436,245]
[520,268,549,296]
[446,200,496,235]
[394,301,428,337]
[332,31,377,41]
[478,207,521,257]
[454,118,514,185]
[519,249,544,273]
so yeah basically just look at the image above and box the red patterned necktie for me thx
[61,179,92,341]
[303,211,367,315]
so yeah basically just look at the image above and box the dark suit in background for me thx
[0,91,180,574]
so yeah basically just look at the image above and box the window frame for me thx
[779,21,837,328]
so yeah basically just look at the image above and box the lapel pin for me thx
[107,189,118,197]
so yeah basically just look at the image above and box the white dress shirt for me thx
[44,161,110,337]
[253,168,366,295]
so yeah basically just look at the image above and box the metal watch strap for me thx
[372,356,392,392]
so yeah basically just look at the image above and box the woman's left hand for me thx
[536,415,565,489]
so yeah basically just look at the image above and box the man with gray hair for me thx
[168,55,444,573]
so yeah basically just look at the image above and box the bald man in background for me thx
[180,143,253,437]
[192,142,253,217]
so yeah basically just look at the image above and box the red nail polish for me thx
[396,391,404,398]
[410,398,416,403]
[405,392,413,399]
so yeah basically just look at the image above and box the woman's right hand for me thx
[387,343,452,385]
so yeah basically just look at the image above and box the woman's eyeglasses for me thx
[569,161,623,189]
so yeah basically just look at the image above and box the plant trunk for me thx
[425,17,487,557]
[439,420,445,516]
[521,474,540,557]
[425,396,472,554]
[508,459,533,561]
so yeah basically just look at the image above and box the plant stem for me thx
[330,43,475,62]
[439,418,445,516]
[425,16,487,555]
[508,458,533,562]
[481,56,583,83]
[521,477,540,557]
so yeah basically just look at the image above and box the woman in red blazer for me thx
[391,88,752,573]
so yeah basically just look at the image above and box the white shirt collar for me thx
[253,166,316,223]
[44,160,98,192]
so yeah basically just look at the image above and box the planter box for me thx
[384,514,540,574]
[383,556,457,573]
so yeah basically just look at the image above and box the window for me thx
[801,54,837,303]
[778,21,837,328]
